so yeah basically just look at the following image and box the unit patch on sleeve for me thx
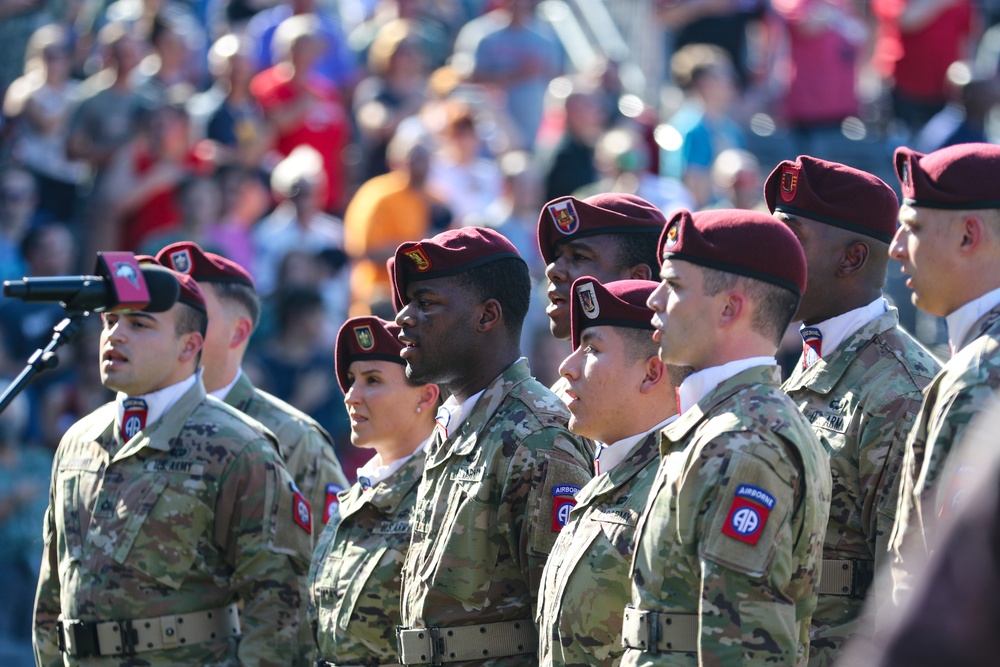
[323,483,344,524]
[551,484,581,532]
[291,481,312,534]
[720,484,775,546]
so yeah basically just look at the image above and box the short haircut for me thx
[207,281,261,330]
[700,267,799,345]
[457,257,531,332]
[174,302,208,365]
[613,229,662,277]
[618,326,659,363]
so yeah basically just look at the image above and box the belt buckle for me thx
[118,619,139,656]
[647,611,661,656]
[57,619,100,657]
[397,626,443,665]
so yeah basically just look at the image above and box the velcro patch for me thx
[323,483,344,524]
[552,484,581,532]
[291,482,312,534]
[721,484,774,546]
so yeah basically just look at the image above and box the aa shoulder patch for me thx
[323,483,344,524]
[720,484,774,546]
[291,481,312,534]
[552,484,581,532]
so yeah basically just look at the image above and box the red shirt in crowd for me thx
[250,67,349,212]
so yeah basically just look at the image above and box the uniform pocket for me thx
[114,478,211,589]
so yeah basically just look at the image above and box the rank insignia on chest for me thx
[721,484,775,546]
[548,199,579,235]
[291,481,312,534]
[552,484,581,532]
[323,483,344,524]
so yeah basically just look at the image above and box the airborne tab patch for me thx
[721,484,774,545]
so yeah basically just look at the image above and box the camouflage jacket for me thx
[400,358,593,666]
[782,308,939,665]
[33,378,313,667]
[538,430,659,667]
[309,449,425,666]
[624,365,831,667]
[225,371,349,534]
[891,304,1000,561]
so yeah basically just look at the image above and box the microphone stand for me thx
[0,310,90,415]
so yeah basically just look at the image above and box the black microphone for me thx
[3,263,180,313]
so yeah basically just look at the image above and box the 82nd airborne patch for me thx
[552,484,581,532]
[721,484,775,546]
[291,481,312,534]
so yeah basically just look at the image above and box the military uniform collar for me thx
[676,357,776,414]
[345,449,427,518]
[948,287,1000,353]
[663,364,781,451]
[112,378,208,462]
[575,430,661,506]
[209,367,244,402]
[783,307,900,394]
[223,370,257,411]
[429,358,532,462]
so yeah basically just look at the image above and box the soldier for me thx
[310,316,440,667]
[538,193,665,366]
[537,277,688,667]
[763,156,941,665]
[622,209,832,666]
[390,227,593,666]
[888,143,1000,573]
[33,265,313,667]
[154,241,349,531]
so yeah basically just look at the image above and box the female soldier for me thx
[309,315,439,666]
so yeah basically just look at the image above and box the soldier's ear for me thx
[231,316,253,349]
[638,356,665,394]
[179,331,203,363]
[476,298,503,333]
[837,241,868,277]
[627,263,653,281]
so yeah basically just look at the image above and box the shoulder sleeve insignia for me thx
[323,483,344,524]
[290,481,312,534]
[552,484,582,532]
[720,484,775,546]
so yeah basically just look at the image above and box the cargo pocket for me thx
[424,485,500,611]
[114,478,210,589]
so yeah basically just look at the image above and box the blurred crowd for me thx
[1,0,1000,660]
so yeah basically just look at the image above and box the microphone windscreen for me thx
[140,265,181,313]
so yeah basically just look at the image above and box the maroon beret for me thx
[155,241,255,289]
[569,277,657,350]
[391,226,524,311]
[134,255,207,313]
[659,208,807,296]
[764,155,899,243]
[895,143,1000,210]
[334,316,406,393]
[537,193,667,265]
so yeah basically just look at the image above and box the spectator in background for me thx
[353,18,429,180]
[349,0,455,71]
[659,44,745,209]
[345,129,449,317]
[247,0,358,95]
[468,0,562,149]
[871,0,977,135]
[0,391,49,667]
[139,175,224,255]
[101,102,204,251]
[251,14,351,212]
[254,145,346,296]
[768,0,865,135]
[658,0,765,88]
[188,34,270,169]
[3,25,87,224]
[914,60,1000,151]
[0,168,38,281]
[132,12,192,109]
[206,165,270,273]
[709,147,764,210]
[578,125,693,216]
[427,102,502,225]
[541,76,606,202]
[247,285,349,448]
[474,150,545,282]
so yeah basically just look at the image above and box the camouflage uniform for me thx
[891,305,1000,560]
[399,359,593,666]
[33,379,313,667]
[225,371,349,532]
[538,431,659,667]
[309,450,425,666]
[782,308,939,665]
[623,366,831,667]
